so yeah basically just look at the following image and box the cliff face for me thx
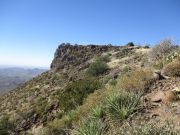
[51,43,120,70]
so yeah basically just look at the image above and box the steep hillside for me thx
[0,42,179,135]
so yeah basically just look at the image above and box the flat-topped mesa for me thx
[50,43,120,70]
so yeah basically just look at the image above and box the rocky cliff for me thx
[51,43,120,70]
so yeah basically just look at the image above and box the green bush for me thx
[105,92,140,121]
[0,117,14,135]
[58,77,101,112]
[126,42,135,47]
[86,60,109,76]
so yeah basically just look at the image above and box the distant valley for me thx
[0,67,47,94]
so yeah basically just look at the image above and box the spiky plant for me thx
[105,92,140,121]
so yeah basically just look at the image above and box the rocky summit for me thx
[0,41,179,135]
[51,43,119,70]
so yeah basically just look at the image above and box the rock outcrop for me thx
[50,43,120,70]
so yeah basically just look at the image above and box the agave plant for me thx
[89,106,104,120]
[105,92,140,121]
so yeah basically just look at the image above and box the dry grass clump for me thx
[119,68,153,93]
[117,121,180,135]
[163,60,180,77]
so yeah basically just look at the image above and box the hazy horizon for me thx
[0,64,49,69]
[0,0,180,67]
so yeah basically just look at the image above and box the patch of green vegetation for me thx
[0,117,14,135]
[74,92,140,134]
[109,79,117,86]
[126,42,135,47]
[105,92,140,121]
[58,77,101,112]
[89,106,104,120]
[86,60,109,77]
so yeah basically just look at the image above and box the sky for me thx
[0,0,180,68]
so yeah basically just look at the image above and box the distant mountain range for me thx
[0,67,47,94]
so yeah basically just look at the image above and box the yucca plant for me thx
[105,92,140,121]
[90,106,104,120]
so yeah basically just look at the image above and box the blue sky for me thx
[0,0,180,67]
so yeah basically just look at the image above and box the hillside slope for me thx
[0,43,179,135]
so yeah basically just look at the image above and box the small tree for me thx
[126,42,135,47]
[149,39,175,61]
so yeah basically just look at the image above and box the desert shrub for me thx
[74,119,108,135]
[149,39,176,61]
[163,60,180,77]
[97,55,111,63]
[119,68,153,93]
[126,42,135,47]
[105,92,140,121]
[40,109,80,135]
[118,121,180,135]
[0,117,14,135]
[86,60,109,76]
[58,77,101,112]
